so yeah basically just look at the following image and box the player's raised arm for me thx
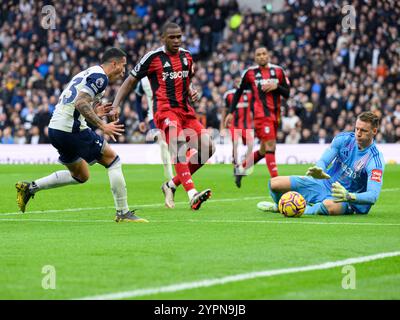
[112,49,155,120]
[75,91,124,141]
[111,74,138,120]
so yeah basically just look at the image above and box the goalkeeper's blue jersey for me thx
[316,132,385,205]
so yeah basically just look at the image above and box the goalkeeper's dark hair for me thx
[358,111,380,128]
[161,22,181,35]
[101,47,127,64]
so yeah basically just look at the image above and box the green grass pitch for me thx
[0,164,399,299]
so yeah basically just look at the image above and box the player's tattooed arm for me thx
[75,91,105,128]
[75,91,125,141]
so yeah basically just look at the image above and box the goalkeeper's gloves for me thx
[331,182,356,202]
[306,166,331,179]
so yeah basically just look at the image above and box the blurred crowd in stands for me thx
[0,0,399,145]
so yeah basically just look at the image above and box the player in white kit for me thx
[16,48,148,223]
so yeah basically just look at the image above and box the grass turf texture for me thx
[0,164,399,300]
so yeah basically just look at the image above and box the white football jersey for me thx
[49,65,108,133]
[135,77,154,120]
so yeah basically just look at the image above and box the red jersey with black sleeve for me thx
[130,46,195,114]
[224,89,253,129]
[229,63,290,122]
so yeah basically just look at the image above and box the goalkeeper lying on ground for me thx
[257,111,385,215]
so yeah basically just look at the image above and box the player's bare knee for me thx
[270,176,291,192]
[73,173,89,183]
[269,177,280,191]
[99,145,118,167]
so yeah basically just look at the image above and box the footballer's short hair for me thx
[255,46,268,52]
[101,47,127,64]
[358,111,380,128]
[161,22,181,35]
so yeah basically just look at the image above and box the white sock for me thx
[159,139,174,180]
[167,180,177,189]
[32,170,80,193]
[188,188,198,200]
[107,158,129,214]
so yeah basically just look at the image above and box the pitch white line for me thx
[180,219,400,227]
[0,206,114,216]
[0,218,111,223]
[1,217,400,227]
[75,251,400,300]
[381,188,400,192]
[2,188,398,217]
[0,196,266,216]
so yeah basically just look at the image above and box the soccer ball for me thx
[278,191,306,218]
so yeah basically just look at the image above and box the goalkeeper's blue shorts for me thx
[289,176,371,214]
[290,176,331,204]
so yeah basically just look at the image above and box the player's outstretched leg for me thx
[15,169,84,213]
[15,181,35,213]
[190,189,212,211]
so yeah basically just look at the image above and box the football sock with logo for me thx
[304,203,329,215]
[187,188,198,200]
[174,163,195,192]
[106,157,129,215]
[31,170,81,193]
[242,150,264,170]
[171,154,204,187]
[265,151,278,177]
[167,180,177,189]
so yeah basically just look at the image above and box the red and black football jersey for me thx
[229,63,290,122]
[224,89,253,129]
[130,46,195,114]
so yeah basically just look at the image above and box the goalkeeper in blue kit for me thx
[258,111,385,215]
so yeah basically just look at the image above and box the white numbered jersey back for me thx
[49,65,108,133]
